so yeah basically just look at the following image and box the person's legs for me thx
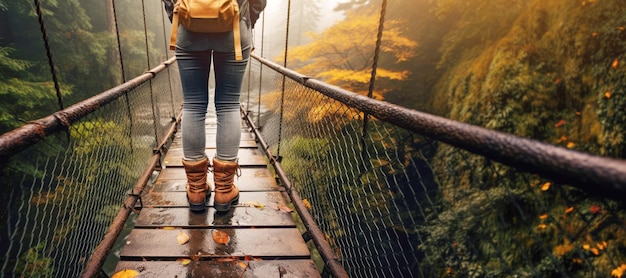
[178,50,213,161]
[211,47,250,212]
[177,48,213,212]
[212,48,250,161]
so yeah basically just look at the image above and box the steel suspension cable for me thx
[111,0,135,154]
[362,0,387,137]
[257,8,266,128]
[33,0,64,111]
[142,0,160,145]
[112,0,127,83]
[276,0,292,158]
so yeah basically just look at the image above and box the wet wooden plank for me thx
[140,191,289,208]
[154,167,280,192]
[114,259,321,278]
[120,228,310,259]
[163,148,267,167]
[135,207,296,228]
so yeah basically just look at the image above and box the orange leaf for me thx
[612,58,619,70]
[541,182,551,191]
[565,207,574,214]
[590,205,601,214]
[539,214,549,219]
[605,91,612,99]
[277,204,293,213]
[177,258,191,265]
[613,264,626,278]
[238,261,248,270]
[554,120,566,128]
[212,230,230,245]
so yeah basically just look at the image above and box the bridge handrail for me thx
[0,58,177,162]
[252,53,626,199]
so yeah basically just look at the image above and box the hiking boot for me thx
[182,157,212,212]
[212,158,240,212]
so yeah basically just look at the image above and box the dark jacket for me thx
[162,0,266,29]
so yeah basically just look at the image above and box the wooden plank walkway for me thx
[114,112,321,277]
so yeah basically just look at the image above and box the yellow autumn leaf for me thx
[590,248,600,255]
[111,269,139,278]
[238,261,247,270]
[565,207,574,213]
[583,244,590,250]
[541,182,551,191]
[177,230,190,245]
[537,224,547,230]
[302,199,312,210]
[177,258,192,265]
[163,226,176,230]
[244,201,265,209]
[566,142,576,149]
[539,214,548,219]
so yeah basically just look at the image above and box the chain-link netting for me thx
[242,66,626,278]
[0,62,181,277]
[0,0,180,275]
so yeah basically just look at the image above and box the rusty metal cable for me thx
[277,0,292,158]
[363,0,387,138]
[33,0,64,111]
[112,0,127,83]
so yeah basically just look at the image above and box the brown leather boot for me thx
[212,158,240,212]
[182,157,212,212]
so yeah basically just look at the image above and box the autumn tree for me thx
[288,8,417,100]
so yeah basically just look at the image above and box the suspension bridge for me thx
[2,0,626,277]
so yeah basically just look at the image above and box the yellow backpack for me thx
[169,0,242,60]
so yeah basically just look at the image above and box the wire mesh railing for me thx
[0,60,182,277]
[243,53,626,278]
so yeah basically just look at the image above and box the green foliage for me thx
[433,0,626,154]
[16,243,55,277]
[0,45,64,133]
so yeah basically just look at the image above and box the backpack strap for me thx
[233,13,242,60]
[169,11,179,50]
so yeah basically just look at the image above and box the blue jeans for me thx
[176,22,250,162]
